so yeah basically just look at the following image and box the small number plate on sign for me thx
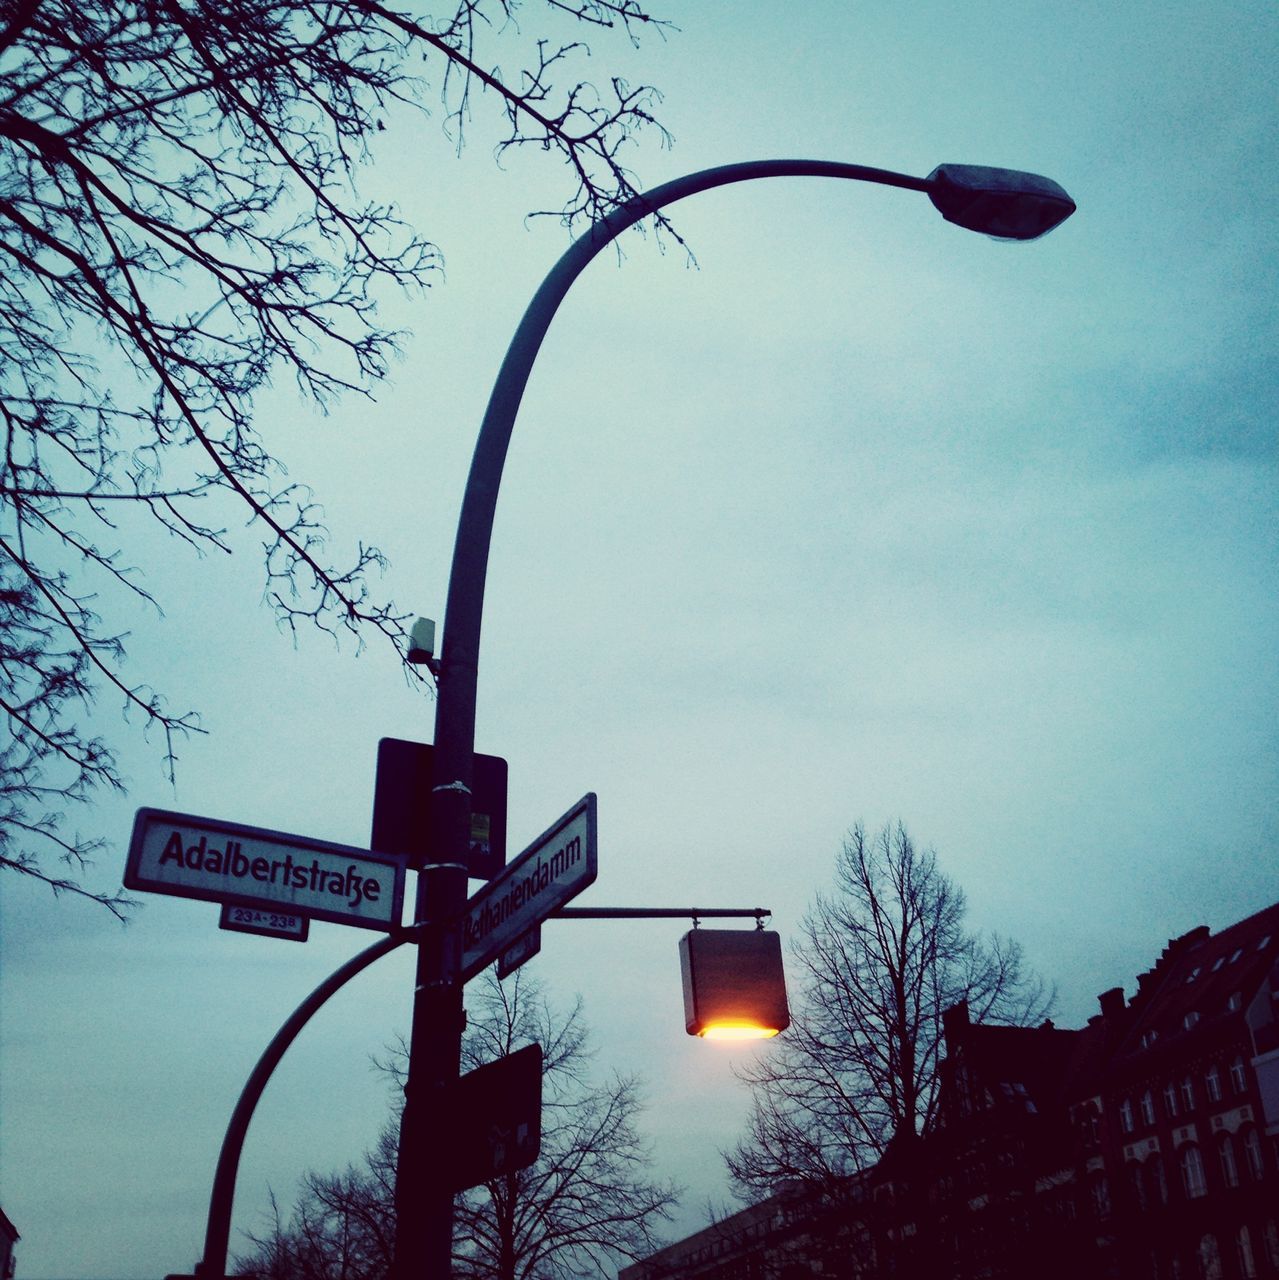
[219,903,309,942]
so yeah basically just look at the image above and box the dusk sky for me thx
[2,1,1276,1276]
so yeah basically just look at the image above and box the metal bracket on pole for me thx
[551,907,770,922]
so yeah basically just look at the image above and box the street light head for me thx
[680,928,790,1040]
[926,164,1076,240]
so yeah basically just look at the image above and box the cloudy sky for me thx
[2,1,1276,1275]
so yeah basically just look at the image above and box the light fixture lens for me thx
[680,929,791,1038]
[926,164,1076,240]
[701,1022,781,1041]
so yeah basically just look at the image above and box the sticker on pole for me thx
[126,808,405,932]
[461,794,596,981]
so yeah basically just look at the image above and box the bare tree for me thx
[452,971,679,1280]
[726,821,1053,1196]
[0,0,673,912]
[237,1134,399,1280]
[234,970,679,1280]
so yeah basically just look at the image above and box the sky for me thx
[2,0,1277,1275]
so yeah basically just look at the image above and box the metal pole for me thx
[393,160,934,1280]
[552,907,769,920]
[197,932,406,1280]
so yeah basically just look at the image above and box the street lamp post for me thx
[393,158,1075,1278]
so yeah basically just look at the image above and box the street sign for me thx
[448,1043,542,1192]
[126,808,405,932]
[371,738,509,878]
[219,903,309,942]
[460,794,597,981]
[497,927,541,980]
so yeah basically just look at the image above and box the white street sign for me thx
[461,794,596,981]
[126,807,405,931]
[220,903,310,942]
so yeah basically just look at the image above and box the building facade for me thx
[0,1207,18,1280]
[623,902,1279,1280]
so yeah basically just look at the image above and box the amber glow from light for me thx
[699,1022,781,1041]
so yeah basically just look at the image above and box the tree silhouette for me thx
[234,970,679,1279]
[0,0,672,911]
[726,821,1053,1195]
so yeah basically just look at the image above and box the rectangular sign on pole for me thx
[370,739,509,879]
[219,903,310,942]
[447,1043,543,1192]
[461,794,596,982]
[497,927,541,981]
[126,808,405,932]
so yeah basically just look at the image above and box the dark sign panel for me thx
[448,1043,542,1192]
[371,739,508,879]
[497,927,541,980]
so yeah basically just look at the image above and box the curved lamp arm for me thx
[197,932,406,1279]
[431,158,1073,774]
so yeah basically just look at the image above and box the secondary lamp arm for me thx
[552,906,770,921]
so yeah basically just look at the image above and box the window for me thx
[1230,948,1244,963]
[1141,1090,1157,1125]
[1264,1218,1279,1268]
[1149,1155,1169,1205]
[1186,967,1201,983]
[1130,1162,1148,1212]
[1164,1081,1180,1117]
[1077,1105,1101,1145]
[1237,1226,1257,1279]
[1090,1174,1112,1219]
[1243,1128,1265,1180]
[1184,1010,1201,1028]
[1227,992,1243,1011]
[1197,1234,1222,1280]
[1205,1065,1222,1103]
[1259,935,1272,951]
[1180,1077,1196,1110]
[1218,1135,1239,1187]
[1181,1146,1207,1199]
[1143,1029,1161,1048]
[1230,1055,1248,1093]
[1121,1099,1135,1133]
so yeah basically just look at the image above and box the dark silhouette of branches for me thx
[726,821,1053,1197]
[234,970,679,1280]
[0,0,673,912]
[452,972,680,1280]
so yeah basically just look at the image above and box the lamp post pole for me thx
[392,158,1075,1279]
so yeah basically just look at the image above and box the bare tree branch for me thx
[726,821,1054,1198]
[0,0,673,913]
[234,969,679,1280]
